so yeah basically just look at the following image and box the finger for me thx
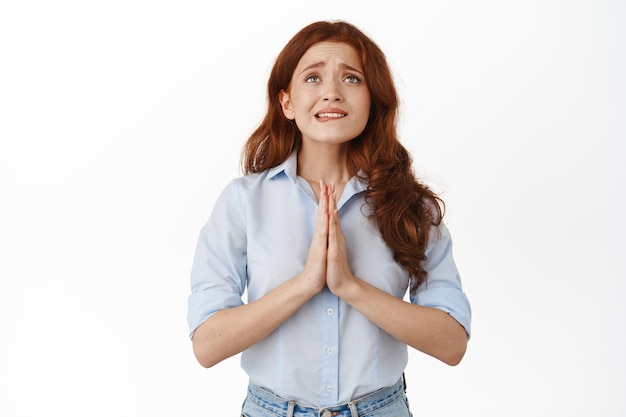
[317,180,327,214]
[328,183,338,216]
[327,188,340,246]
[314,180,329,244]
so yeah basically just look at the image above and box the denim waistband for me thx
[244,376,406,417]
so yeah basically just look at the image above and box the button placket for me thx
[320,289,339,405]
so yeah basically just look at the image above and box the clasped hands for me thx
[300,180,358,297]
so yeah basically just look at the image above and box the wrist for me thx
[330,274,361,301]
[294,273,324,299]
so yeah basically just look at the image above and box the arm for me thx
[331,279,467,365]
[192,274,318,368]
[191,180,332,368]
[325,189,469,365]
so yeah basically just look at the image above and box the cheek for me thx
[359,92,371,115]
[359,100,372,124]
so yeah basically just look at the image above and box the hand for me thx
[297,180,330,296]
[325,183,357,295]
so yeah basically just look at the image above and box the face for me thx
[279,41,371,147]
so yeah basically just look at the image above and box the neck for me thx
[297,144,350,185]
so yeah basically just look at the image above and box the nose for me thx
[323,79,342,102]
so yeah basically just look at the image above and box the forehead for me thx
[296,41,363,69]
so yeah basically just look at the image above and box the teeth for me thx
[317,113,345,118]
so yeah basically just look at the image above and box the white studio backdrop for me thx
[1,1,624,416]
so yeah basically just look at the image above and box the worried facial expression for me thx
[279,41,371,147]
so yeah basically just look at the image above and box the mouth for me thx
[315,109,348,119]
[315,112,347,119]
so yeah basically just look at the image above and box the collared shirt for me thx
[187,152,471,407]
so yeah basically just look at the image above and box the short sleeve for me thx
[187,180,247,339]
[410,223,472,338]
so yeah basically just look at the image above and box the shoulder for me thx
[215,169,288,210]
[224,170,276,200]
[232,170,270,189]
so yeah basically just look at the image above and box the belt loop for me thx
[348,401,359,417]
[402,372,407,392]
[287,401,296,417]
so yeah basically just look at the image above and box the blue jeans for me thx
[241,377,412,417]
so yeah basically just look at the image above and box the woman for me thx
[187,20,471,417]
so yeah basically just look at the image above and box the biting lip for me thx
[315,108,348,119]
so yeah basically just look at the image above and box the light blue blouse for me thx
[187,152,471,407]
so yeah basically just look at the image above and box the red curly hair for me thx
[241,20,444,293]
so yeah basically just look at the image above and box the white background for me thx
[1,1,625,416]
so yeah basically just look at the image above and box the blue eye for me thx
[305,74,321,83]
[344,74,361,83]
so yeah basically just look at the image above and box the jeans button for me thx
[321,411,332,417]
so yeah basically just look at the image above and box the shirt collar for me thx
[267,152,298,182]
[266,152,369,194]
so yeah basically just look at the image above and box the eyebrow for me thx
[300,61,365,77]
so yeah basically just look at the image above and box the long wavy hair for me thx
[241,20,444,293]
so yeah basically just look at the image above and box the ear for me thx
[279,90,295,120]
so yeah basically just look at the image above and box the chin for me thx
[309,131,362,144]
